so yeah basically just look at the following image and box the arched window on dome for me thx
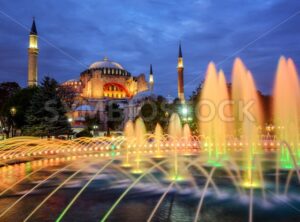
[103,82,130,99]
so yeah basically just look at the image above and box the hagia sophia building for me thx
[27,19,185,132]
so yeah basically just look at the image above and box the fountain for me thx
[168,113,186,181]
[273,57,300,168]
[123,120,134,168]
[154,123,164,158]
[132,117,147,174]
[0,57,299,221]
[199,62,229,165]
[232,58,263,188]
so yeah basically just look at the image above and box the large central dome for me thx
[89,57,124,70]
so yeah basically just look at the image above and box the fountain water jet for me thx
[232,58,263,188]
[199,63,229,166]
[132,117,147,174]
[273,57,300,168]
[123,120,135,168]
[168,113,185,181]
[154,123,164,158]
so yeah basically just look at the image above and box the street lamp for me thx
[180,104,192,122]
[10,107,16,116]
[10,107,17,137]
[93,125,99,137]
[165,111,169,118]
[181,106,188,116]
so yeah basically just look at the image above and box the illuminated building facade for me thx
[63,57,148,99]
[62,57,150,131]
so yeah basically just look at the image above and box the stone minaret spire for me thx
[149,64,154,92]
[177,42,185,103]
[28,17,39,87]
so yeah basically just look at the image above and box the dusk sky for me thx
[0,0,300,98]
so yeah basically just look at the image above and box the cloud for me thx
[0,0,299,97]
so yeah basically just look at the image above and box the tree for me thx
[4,87,38,134]
[105,102,123,134]
[85,110,102,130]
[0,82,20,108]
[0,82,21,137]
[189,79,204,105]
[139,96,172,132]
[76,129,93,138]
[24,77,72,137]
[57,85,77,111]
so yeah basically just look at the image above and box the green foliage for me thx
[57,85,77,111]
[189,80,204,104]
[0,82,20,108]
[85,110,102,130]
[106,102,123,131]
[139,95,172,132]
[76,129,93,138]
[4,87,38,130]
[0,82,21,137]
[23,77,72,137]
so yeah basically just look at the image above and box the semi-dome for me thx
[130,91,157,103]
[75,105,95,111]
[89,57,124,70]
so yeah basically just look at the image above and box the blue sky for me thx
[0,0,300,97]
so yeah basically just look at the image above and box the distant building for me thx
[61,57,151,131]
[63,56,148,99]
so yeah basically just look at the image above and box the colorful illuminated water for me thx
[0,57,299,221]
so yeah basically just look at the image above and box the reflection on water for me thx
[0,157,299,222]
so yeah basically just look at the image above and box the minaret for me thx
[149,64,154,92]
[28,18,39,87]
[177,42,185,103]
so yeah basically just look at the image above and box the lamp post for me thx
[68,117,73,123]
[68,117,73,139]
[181,104,192,123]
[10,107,17,137]
[93,125,99,137]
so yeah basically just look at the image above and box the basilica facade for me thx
[62,57,148,99]
[62,57,150,131]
